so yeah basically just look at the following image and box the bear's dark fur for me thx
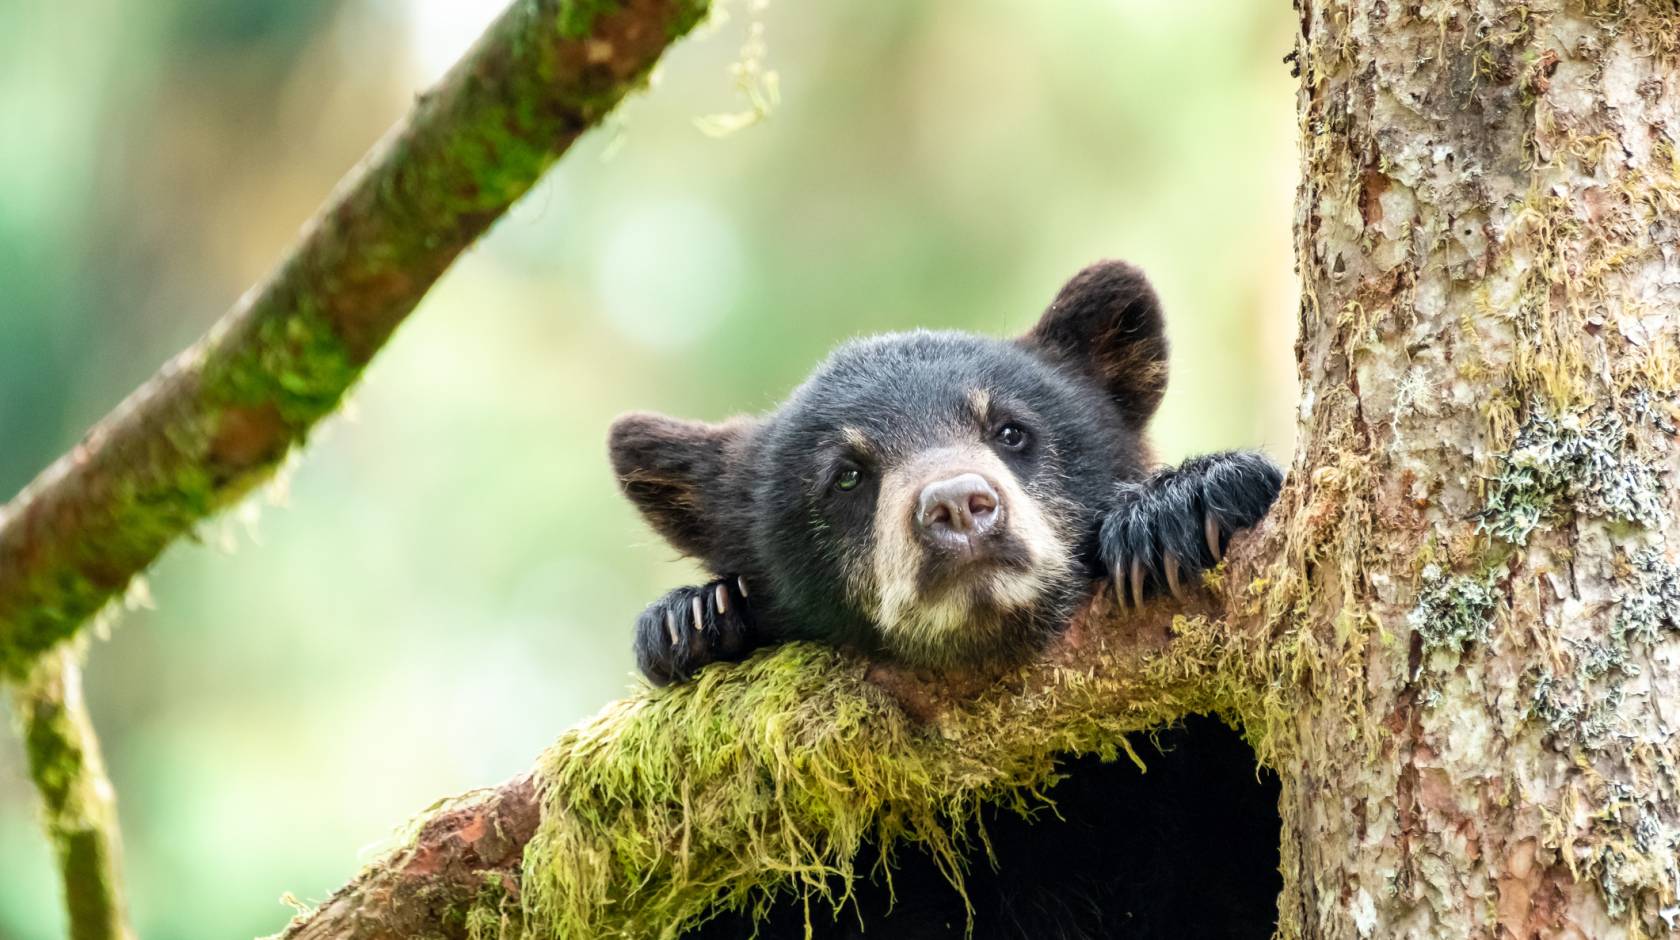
[608,261,1285,937]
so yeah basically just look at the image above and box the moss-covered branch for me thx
[270,544,1274,939]
[0,0,710,680]
[10,646,134,940]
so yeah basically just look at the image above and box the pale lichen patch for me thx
[1617,549,1680,639]
[1409,564,1500,663]
[1479,406,1667,545]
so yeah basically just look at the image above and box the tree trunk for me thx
[1276,2,1680,936]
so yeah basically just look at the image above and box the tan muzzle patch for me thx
[864,443,1074,661]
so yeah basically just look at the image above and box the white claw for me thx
[737,576,750,598]
[664,609,679,645]
[1205,513,1223,562]
[691,595,705,633]
[715,583,730,615]
[1166,555,1184,600]
[1131,560,1146,609]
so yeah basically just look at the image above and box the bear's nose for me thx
[916,473,1001,544]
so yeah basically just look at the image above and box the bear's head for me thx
[609,261,1169,667]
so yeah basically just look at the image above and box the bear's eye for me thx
[834,467,863,492]
[994,422,1029,450]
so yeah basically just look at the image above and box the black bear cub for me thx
[608,261,1286,939]
[610,260,1282,684]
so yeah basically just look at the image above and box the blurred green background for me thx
[0,1,1299,936]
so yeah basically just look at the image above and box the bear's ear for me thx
[1020,260,1169,429]
[609,412,754,565]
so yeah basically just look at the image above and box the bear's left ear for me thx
[1019,260,1169,429]
[608,412,755,566]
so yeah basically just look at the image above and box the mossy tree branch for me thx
[270,556,1273,940]
[10,646,135,940]
[0,0,710,681]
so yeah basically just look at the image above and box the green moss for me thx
[1211,447,1382,769]
[2,240,362,685]
[557,0,621,39]
[496,638,1213,939]
[203,303,362,424]
[10,648,129,939]
[464,874,519,940]
[19,685,82,815]
[556,0,708,42]
[515,645,930,938]
[1,448,221,681]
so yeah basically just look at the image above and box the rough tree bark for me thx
[273,2,1680,938]
[1274,1,1680,936]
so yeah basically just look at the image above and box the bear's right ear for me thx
[609,412,753,564]
[1020,260,1169,429]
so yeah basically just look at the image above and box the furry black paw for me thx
[1098,451,1283,608]
[634,576,758,686]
